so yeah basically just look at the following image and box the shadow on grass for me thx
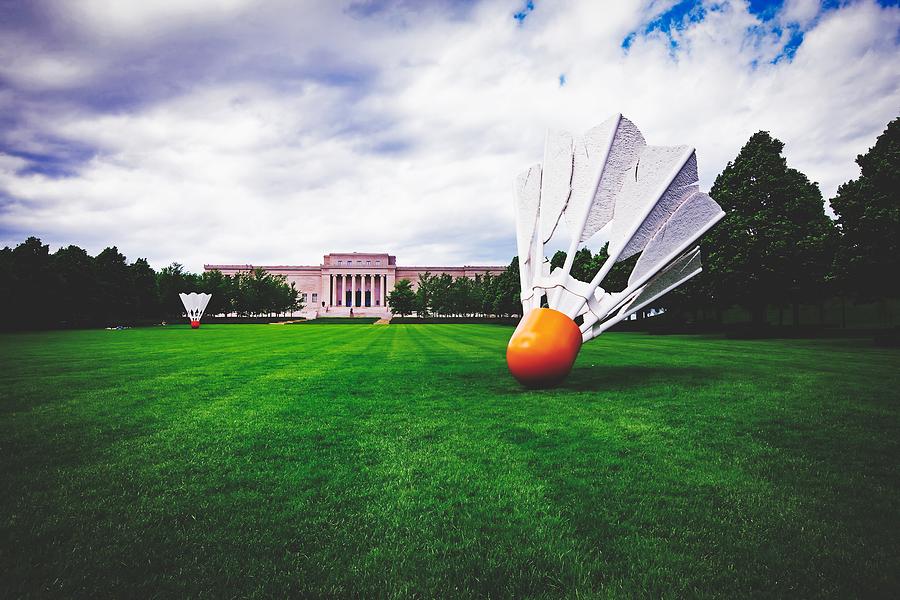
[558,365,719,393]
[456,364,721,398]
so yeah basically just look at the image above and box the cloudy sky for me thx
[0,0,897,270]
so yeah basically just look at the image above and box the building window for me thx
[301,293,308,302]
[337,260,343,265]
[366,260,371,266]
[375,260,381,266]
[312,293,318,303]
[357,260,362,265]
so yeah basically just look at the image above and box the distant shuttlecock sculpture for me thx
[179,292,212,329]
[507,113,725,387]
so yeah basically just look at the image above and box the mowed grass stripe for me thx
[0,325,898,597]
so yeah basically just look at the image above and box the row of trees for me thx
[387,269,521,318]
[160,264,302,318]
[0,243,302,329]
[387,116,898,324]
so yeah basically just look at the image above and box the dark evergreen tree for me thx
[493,258,521,317]
[830,116,899,299]
[94,247,135,324]
[414,272,433,317]
[387,279,416,317]
[157,263,198,318]
[705,131,837,324]
[53,245,99,325]
[8,237,54,327]
[198,269,231,316]
[130,258,159,320]
[0,246,14,328]
[431,273,454,316]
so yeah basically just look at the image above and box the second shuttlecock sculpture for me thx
[179,292,212,329]
[507,114,725,387]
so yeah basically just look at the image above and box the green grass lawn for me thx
[1,324,898,598]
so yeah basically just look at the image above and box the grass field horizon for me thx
[2,324,898,597]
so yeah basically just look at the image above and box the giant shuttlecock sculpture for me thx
[507,114,725,387]
[179,292,212,329]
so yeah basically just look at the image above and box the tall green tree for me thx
[415,272,433,317]
[705,131,837,324]
[95,247,136,324]
[0,246,15,328]
[493,258,521,317]
[157,263,198,318]
[431,273,454,316]
[53,245,99,325]
[830,116,899,299]
[9,237,54,327]
[130,258,159,319]
[198,269,233,316]
[388,279,416,317]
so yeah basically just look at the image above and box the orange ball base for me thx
[506,308,582,388]
[190,320,200,329]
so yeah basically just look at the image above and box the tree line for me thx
[388,116,898,325]
[0,246,302,329]
[386,269,521,318]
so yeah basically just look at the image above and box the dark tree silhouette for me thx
[831,116,899,300]
[387,279,416,317]
[704,131,837,324]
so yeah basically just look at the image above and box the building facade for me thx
[205,252,505,317]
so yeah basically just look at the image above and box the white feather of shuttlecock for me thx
[514,113,725,343]
[179,292,212,321]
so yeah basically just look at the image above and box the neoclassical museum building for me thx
[205,252,505,317]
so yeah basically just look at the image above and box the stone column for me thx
[330,275,335,306]
[321,273,329,307]
[375,274,381,306]
[350,273,356,308]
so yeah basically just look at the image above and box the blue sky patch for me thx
[747,0,784,21]
[621,0,706,53]
[618,0,867,62]
[514,0,535,23]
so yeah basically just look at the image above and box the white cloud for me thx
[1,0,898,270]
[47,0,256,38]
[0,31,100,91]
[780,0,822,27]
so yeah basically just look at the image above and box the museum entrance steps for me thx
[321,306,389,316]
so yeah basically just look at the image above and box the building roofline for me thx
[397,265,505,270]
[204,264,321,270]
[205,263,506,271]
[324,252,395,257]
